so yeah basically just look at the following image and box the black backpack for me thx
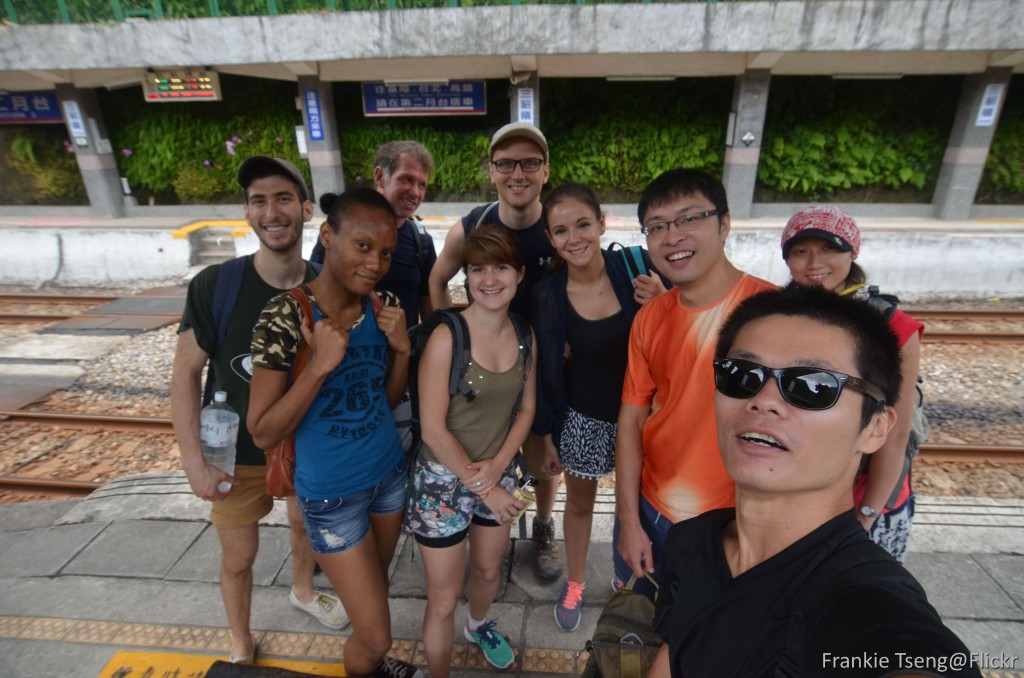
[406,307,533,457]
[862,285,930,507]
[460,201,500,236]
[202,255,321,406]
[310,216,433,277]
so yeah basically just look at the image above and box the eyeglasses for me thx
[641,210,719,237]
[712,358,886,410]
[491,158,545,174]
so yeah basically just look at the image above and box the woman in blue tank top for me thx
[248,188,422,678]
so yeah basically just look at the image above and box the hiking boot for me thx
[554,580,585,631]
[532,517,563,579]
[464,620,516,670]
[290,588,350,630]
[372,656,424,678]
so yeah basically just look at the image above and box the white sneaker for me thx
[289,588,350,630]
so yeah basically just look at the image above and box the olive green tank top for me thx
[420,351,526,464]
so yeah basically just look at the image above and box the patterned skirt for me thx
[558,406,617,479]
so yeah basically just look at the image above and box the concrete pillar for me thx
[722,69,771,219]
[933,67,1013,220]
[55,84,124,218]
[297,76,345,203]
[510,73,540,127]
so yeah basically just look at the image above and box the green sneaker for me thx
[464,620,515,670]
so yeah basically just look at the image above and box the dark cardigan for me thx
[528,247,663,444]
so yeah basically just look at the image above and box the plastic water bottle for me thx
[200,391,238,494]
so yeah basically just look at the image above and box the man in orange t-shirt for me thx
[614,169,775,593]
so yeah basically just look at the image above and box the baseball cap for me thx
[489,122,549,162]
[237,156,311,202]
[781,205,860,259]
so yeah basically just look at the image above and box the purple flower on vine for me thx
[276,137,283,144]
[204,160,212,168]
[121,148,133,157]
[247,130,254,137]
[226,140,236,156]
[63,140,73,153]
[231,135,242,144]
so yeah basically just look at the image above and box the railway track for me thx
[0,294,120,305]
[0,292,182,325]
[3,298,1023,342]
[0,410,1021,501]
[0,410,173,433]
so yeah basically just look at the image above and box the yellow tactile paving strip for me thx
[0,616,583,674]
[5,616,1019,677]
[170,219,249,239]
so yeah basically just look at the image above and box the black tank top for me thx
[565,302,630,423]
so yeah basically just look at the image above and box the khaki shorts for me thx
[522,431,559,481]
[210,465,275,529]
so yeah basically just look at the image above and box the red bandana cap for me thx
[781,205,860,260]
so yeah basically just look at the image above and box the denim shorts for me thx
[298,461,407,555]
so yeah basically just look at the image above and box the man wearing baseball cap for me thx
[428,122,565,580]
[171,156,348,664]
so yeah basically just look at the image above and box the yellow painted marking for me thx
[171,220,248,239]
[99,650,344,676]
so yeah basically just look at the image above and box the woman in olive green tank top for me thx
[406,224,538,677]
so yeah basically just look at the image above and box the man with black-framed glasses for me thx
[648,283,977,678]
[428,121,565,581]
[614,168,775,596]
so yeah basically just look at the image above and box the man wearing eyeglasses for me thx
[614,168,775,594]
[428,121,565,580]
[647,284,977,678]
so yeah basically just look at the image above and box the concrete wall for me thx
[0,230,191,286]
[2,0,1022,76]
[2,216,1021,297]
[592,230,1024,299]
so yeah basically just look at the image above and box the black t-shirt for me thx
[178,255,318,466]
[379,218,435,328]
[655,509,979,678]
[461,204,555,320]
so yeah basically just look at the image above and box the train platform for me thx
[0,477,1022,678]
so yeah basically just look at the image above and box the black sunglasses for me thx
[712,358,886,411]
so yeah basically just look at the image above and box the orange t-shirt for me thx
[621,274,777,523]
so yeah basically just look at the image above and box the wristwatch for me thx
[859,505,879,519]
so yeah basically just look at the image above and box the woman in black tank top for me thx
[530,183,666,631]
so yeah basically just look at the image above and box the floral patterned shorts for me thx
[405,454,516,548]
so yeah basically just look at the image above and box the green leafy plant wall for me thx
[0,127,85,204]
[978,77,1024,204]
[756,76,957,202]
[2,74,1022,206]
[101,76,307,203]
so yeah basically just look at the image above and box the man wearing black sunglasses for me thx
[649,284,977,678]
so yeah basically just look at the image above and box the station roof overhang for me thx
[1,1,1023,93]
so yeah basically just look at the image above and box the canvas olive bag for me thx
[578,574,662,678]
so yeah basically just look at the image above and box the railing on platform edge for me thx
[4,0,814,27]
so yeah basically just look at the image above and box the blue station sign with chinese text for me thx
[0,91,63,124]
[362,81,486,117]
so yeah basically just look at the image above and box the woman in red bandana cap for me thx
[781,205,923,562]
